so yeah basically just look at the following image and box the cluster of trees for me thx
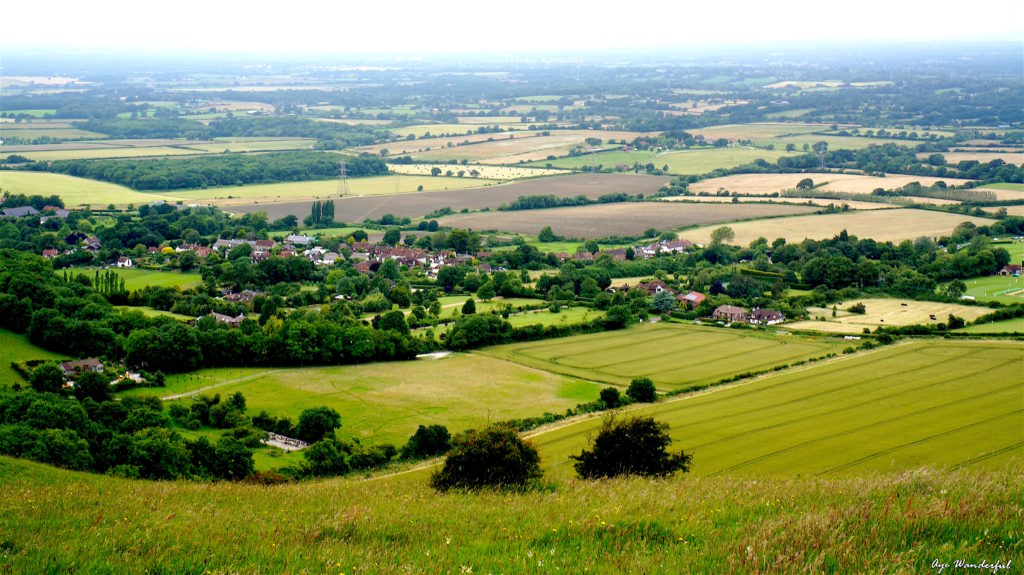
[498,192,634,211]
[0,384,255,481]
[306,200,336,227]
[430,415,690,491]
[22,152,388,191]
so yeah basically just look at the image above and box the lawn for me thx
[531,340,1024,477]
[149,354,602,446]
[61,268,203,291]
[0,171,179,207]
[0,330,63,388]
[169,175,498,203]
[788,298,992,334]
[957,274,1024,304]
[481,322,846,390]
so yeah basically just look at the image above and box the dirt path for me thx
[160,370,284,400]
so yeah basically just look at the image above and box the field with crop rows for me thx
[531,340,1024,477]
[482,322,846,390]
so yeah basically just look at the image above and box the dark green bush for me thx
[571,416,691,479]
[431,425,542,491]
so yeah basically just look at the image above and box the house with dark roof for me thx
[2,206,39,218]
[749,308,786,325]
[59,358,104,377]
[712,304,748,322]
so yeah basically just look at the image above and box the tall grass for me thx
[1,456,1020,574]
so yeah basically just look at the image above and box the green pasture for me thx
[481,322,846,390]
[656,148,792,174]
[0,171,178,207]
[531,340,1024,478]
[0,330,63,388]
[982,182,1024,192]
[114,305,195,321]
[62,268,203,291]
[955,316,1024,334]
[1,109,57,118]
[152,354,601,446]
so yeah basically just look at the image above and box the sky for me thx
[3,0,1022,54]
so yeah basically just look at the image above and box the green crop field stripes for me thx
[484,323,845,389]
[530,341,1023,477]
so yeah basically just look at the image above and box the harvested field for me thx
[688,173,972,196]
[924,151,1024,166]
[356,130,650,163]
[16,146,205,161]
[386,163,563,179]
[174,175,494,204]
[690,122,829,141]
[682,209,995,245]
[788,298,992,334]
[659,196,893,210]
[227,173,670,221]
[436,202,818,239]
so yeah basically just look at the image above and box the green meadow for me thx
[0,330,63,388]
[2,456,1018,574]
[0,171,178,207]
[482,322,847,390]
[62,268,203,291]
[958,274,1024,304]
[145,354,602,446]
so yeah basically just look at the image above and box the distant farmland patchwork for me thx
[228,173,671,220]
[436,201,819,238]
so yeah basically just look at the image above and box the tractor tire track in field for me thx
[817,408,1024,476]
[951,440,1024,470]
[707,381,1023,476]
[160,370,284,400]
[521,341,914,443]
[688,358,1022,450]
[669,350,1000,440]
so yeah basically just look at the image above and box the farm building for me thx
[116,256,133,268]
[1,206,39,218]
[749,308,786,325]
[713,305,749,322]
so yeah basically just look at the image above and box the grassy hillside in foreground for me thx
[530,340,1024,478]
[1,456,1020,574]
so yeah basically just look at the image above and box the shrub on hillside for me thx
[627,377,657,403]
[430,425,542,491]
[600,387,622,408]
[401,424,452,460]
[571,415,691,479]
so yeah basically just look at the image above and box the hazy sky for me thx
[4,0,1022,53]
